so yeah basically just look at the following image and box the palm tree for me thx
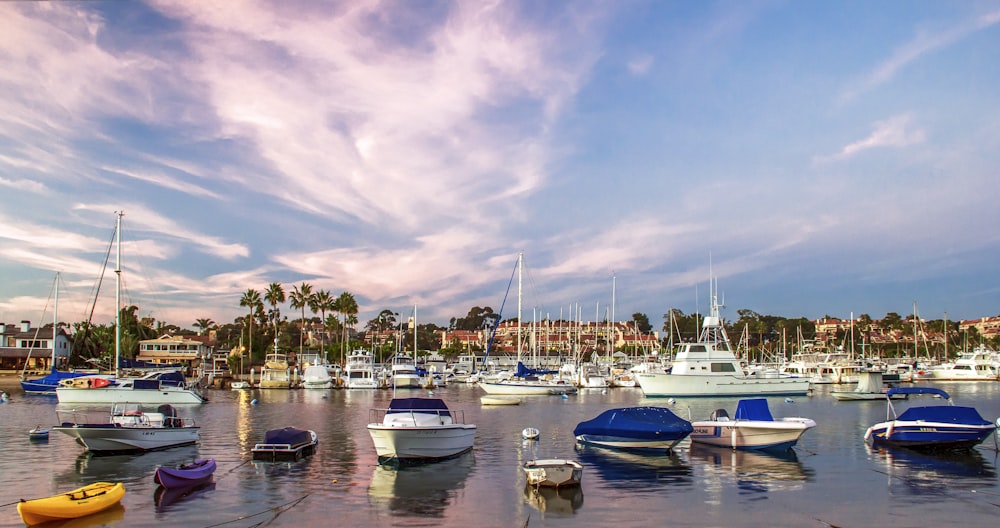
[194,318,216,336]
[264,282,286,355]
[314,289,334,361]
[240,288,263,363]
[333,291,359,367]
[289,282,315,361]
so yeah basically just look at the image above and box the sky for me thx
[2,1,999,334]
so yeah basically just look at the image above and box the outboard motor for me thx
[158,404,179,427]
[710,408,730,421]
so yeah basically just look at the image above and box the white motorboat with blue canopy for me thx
[574,407,693,450]
[367,397,476,463]
[690,398,816,451]
[864,387,996,450]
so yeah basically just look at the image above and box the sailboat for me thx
[20,273,92,394]
[479,254,577,396]
[56,212,206,405]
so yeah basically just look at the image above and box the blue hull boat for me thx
[865,387,996,450]
[574,407,693,450]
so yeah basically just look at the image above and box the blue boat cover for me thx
[897,405,991,425]
[573,407,693,441]
[387,398,452,417]
[263,427,314,446]
[21,368,89,392]
[734,399,774,421]
[515,362,557,378]
[887,387,950,399]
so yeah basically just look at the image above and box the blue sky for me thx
[2,1,999,332]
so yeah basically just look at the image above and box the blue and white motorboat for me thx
[864,387,996,450]
[252,427,318,462]
[367,397,476,463]
[690,398,816,451]
[574,407,693,450]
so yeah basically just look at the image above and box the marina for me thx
[3,381,1000,526]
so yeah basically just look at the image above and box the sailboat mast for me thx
[517,252,522,364]
[114,211,122,379]
[53,272,59,368]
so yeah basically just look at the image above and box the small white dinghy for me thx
[523,459,583,488]
[29,425,50,441]
[522,427,540,440]
[482,396,521,406]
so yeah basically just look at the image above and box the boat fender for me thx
[886,423,894,439]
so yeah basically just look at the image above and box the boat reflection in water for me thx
[46,503,125,528]
[688,443,814,494]
[367,451,474,517]
[868,444,997,497]
[66,446,200,480]
[155,481,216,512]
[523,484,584,517]
[575,444,692,492]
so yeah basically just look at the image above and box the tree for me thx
[289,282,315,360]
[264,282,286,353]
[313,289,334,358]
[193,318,216,336]
[333,291,359,366]
[631,312,652,334]
[240,289,263,363]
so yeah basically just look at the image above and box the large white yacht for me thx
[345,349,379,389]
[636,286,811,397]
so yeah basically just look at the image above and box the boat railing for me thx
[369,408,467,425]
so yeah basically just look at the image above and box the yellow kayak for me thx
[17,482,125,526]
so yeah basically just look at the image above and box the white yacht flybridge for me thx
[636,283,811,397]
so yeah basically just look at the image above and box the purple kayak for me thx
[154,458,217,489]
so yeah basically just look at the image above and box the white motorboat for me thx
[690,398,816,451]
[523,459,584,488]
[388,354,422,388]
[367,397,476,463]
[927,348,999,381]
[55,370,206,405]
[636,286,811,397]
[53,402,199,454]
[300,364,333,389]
[345,350,379,389]
[258,352,292,389]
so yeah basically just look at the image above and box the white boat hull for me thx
[690,418,816,450]
[523,459,583,488]
[392,375,422,388]
[636,373,810,397]
[55,386,206,405]
[479,381,576,396]
[54,425,199,452]
[367,425,476,460]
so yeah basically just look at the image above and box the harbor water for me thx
[2,382,1000,527]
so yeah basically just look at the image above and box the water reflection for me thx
[575,444,693,491]
[367,452,475,517]
[154,481,216,511]
[687,444,814,494]
[868,444,998,497]
[523,484,584,517]
[63,446,200,482]
[49,503,126,528]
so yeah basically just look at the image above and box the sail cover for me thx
[573,407,693,441]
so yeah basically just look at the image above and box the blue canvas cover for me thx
[20,368,89,393]
[887,387,950,399]
[897,406,991,425]
[573,407,693,441]
[734,399,774,421]
[386,398,452,417]
[515,362,557,378]
[263,427,314,446]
